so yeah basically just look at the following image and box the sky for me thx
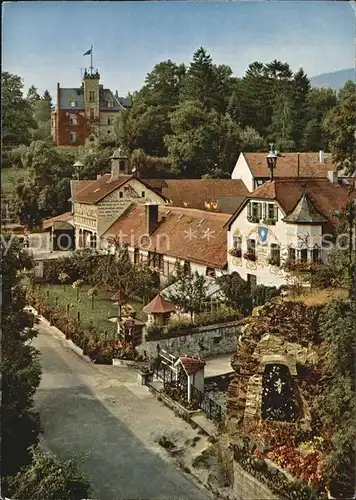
[2,1,355,102]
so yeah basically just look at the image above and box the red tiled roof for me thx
[142,295,176,314]
[42,212,74,230]
[179,355,206,376]
[247,178,355,233]
[103,204,230,269]
[243,152,336,179]
[144,179,248,212]
[71,174,133,204]
[70,180,95,199]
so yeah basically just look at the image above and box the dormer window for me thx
[247,201,262,223]
[70,100,76,107]
[263,203,278,225]
[107,100,113,108]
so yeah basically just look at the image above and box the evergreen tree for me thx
[324,81,356,172]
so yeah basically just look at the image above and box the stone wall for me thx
[136,320,245,359]
[217,437,278,500]
[232,461,278,500]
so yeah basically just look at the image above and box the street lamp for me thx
[266,147,278,181]
[73,160,85,180]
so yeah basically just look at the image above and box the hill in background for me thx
[310,68,354,91]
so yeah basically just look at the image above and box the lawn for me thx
[1,167,28,197]
[38,284,147,337]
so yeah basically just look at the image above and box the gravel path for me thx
[33,321,213,500]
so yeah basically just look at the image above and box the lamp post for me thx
[266,146,278,181]
[73,160,85,180]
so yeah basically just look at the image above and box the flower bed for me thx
[233,442,326,500]
[26,290,142,364]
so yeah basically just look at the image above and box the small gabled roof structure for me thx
[175,355,206,376]
[283,192,327,224]
[42,212,74,230]
[142,294,176,315]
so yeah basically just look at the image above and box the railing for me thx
[190,384,224,423]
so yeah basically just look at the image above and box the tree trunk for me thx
[77,288,79,301]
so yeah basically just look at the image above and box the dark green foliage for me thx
[316,299,356,498]
[2,72,37,146]
[1,237,41,483]
[324,81,356,173]
[166,262,208,321]
[251,284,279,307]
[7,447,91,500]
[216,272,252,315]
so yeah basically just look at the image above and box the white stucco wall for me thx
[100,241,224,284]
[231,153,254,192]
[227,199,324,287]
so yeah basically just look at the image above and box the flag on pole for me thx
[83,48,92,56]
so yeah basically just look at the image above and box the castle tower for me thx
[83,69,100,137]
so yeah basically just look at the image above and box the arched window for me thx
[261,363,300,422]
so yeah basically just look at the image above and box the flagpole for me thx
[90,45,93,74]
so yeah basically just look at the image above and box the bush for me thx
[194,306,241,326]
[251,285,280,307]
[146,325,163,340]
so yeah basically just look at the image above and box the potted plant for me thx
[229,248,242,258]
[268,256,280,266]
[247,215,260,223]
[243,252,257,262]
[262,218,276,226]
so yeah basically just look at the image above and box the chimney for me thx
[319,150,325,163]
[115,90,119,98]
[327,170,338,185]
[145,203,159,235]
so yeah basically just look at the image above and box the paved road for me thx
[33,323,211,500]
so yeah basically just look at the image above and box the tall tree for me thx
[2,72,37,146]
[180,47,232,113]
[115,61,185,156]
[26,85,41,111]
[1,236,41,485]
[167,263,208,322]
[165,100,221,177]
[268,96,296,151]
[324,81,356,172]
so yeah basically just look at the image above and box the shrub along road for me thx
[33,320,212,500]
